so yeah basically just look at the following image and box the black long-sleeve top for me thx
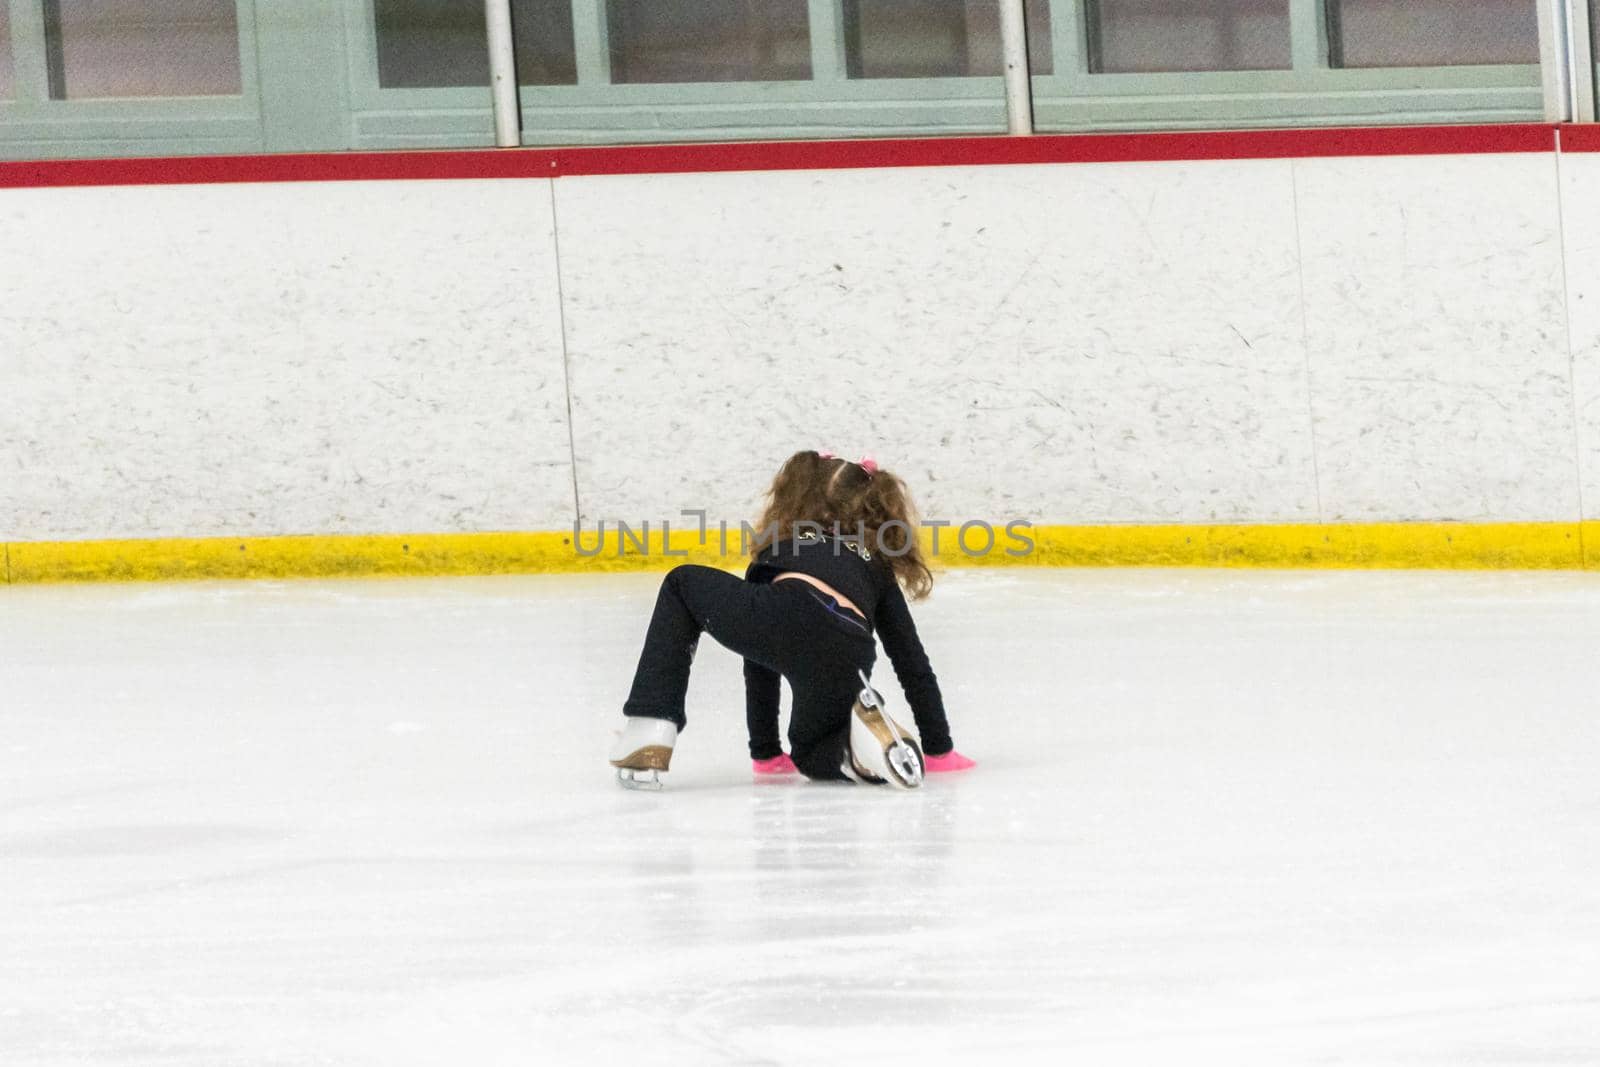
[744,533,952,755]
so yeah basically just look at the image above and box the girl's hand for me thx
[924,750,976,773]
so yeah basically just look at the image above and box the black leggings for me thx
[622,565,876,781]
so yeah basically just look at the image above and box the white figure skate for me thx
[847,670,924,789]
[609,717,678,790]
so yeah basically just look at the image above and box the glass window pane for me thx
[375,0,576,89]
[1087,0,1290,74]
[1330,0,1537,68]
[844,0,1052,78]
[44,0,242,99]
[512,0,578,85]
[0,6,14,98]
[606,0,811,84]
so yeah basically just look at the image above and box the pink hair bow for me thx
[817,450,878,475]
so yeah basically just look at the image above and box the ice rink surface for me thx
[2,568,1598,1066]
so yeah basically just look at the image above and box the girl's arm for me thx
[744,658,785,761]
[741,555,785,762]
[874,584,955,757]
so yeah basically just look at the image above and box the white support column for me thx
[998,0,1034,135]
[1538,0,1577,123]
[485,0,522,147]
[1571,0,1597,123]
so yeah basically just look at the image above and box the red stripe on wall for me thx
[553,124,1558,176]
[1559,125,1600,152]
[0,123,1560,190]
[0,149,561,189]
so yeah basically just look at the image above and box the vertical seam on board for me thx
[1289,158,1325,524]
[1553,127,1590,566]
[549,178,584,526]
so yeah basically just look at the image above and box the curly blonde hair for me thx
[751,450,933,600]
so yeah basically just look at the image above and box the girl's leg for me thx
[787,651,877,781]
[621,565,786,729]
[786,674,862,782]
[776,587,879,780]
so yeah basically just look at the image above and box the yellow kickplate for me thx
[997,521,1589,571]
[2,527,746,584]
[0,520,1593,585]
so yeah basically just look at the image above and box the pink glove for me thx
[924,750,976,773]
[753,754,798,775]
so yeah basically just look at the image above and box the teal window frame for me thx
[513,0,1010,145]
[343,0,497,148]
[344,0,1011,149]
[0,0,1551,162]
[376,0,1542,147]
[0,0,264,161]
[1032,0,1541,131]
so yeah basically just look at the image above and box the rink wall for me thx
[4,125,1600,581]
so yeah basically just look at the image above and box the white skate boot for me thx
[846,671,924,789]
[609,717,678,790]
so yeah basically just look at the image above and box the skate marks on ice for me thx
[314,783,1022,1067]
[234,772,1600,1067]
[2,571,1600,1065]
[0,822,286,858]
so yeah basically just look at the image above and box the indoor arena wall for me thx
[3,130,1599,567]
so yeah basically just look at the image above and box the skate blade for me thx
[852,702,924,789]
[616,767,664,791]
[886,742,924,788]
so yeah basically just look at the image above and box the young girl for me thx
[608,450,976,789]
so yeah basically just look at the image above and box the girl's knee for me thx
[789,724,851,782]
[659,564,698,596]
[664,563,714,587]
